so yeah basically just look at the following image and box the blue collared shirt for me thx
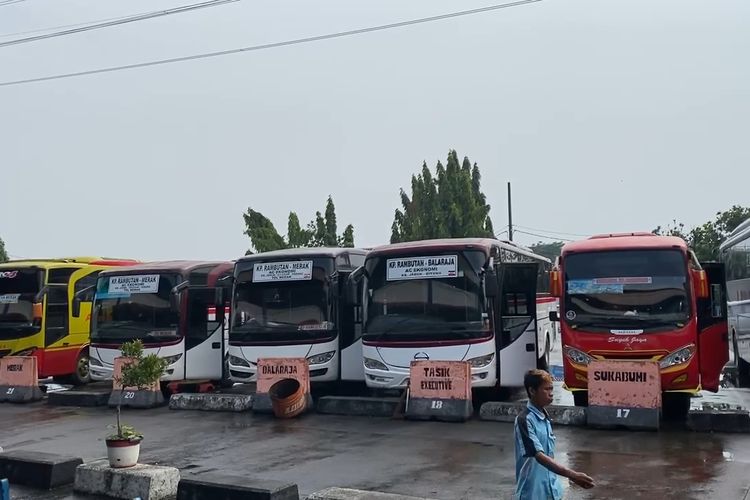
[513,402,564,500]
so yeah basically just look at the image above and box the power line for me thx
[514,224,589,238]
[0,0,542,88]
[0,0,28,6]
[514,229,574,242]
[1,15,135,38]
[0,0,240,48]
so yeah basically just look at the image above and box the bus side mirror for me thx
[72,297,82,317]
[484,268,498,298]
[550,270,562,298]
[170,280,190,310]
[214,288,225,307]
[32,302,43,325]
[691,269,709,299]
[549,310,560,322]
[345,266,366,305]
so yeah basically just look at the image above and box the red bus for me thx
[550,233,729,416]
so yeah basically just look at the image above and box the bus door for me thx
[185,287,225,380]
[338,272,364,381]
[697,262,730,392]
[498,263,539,387]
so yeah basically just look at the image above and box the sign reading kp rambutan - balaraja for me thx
[254,358,311,414]
[406,360,472,422]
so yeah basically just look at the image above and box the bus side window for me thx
[74,272,100,303]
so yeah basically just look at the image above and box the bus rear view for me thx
[554,233,729,416]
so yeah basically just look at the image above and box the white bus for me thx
[89,261,233,387]
[720,218,750,387]
[352,238,555,390]
[227,248,368,384]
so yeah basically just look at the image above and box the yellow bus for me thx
[0,257,138,384]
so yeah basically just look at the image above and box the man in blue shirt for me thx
[514,369,595,499]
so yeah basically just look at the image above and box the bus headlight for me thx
[307,351,335,365]
[659,345,696,369]
[467,353,494,368]
[364,357,388,371]
[89,357,103,367]
[228,355,250,368]
[564,347,593,366]
[162,353,183,365]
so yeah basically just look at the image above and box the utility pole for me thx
[507,182,514,241]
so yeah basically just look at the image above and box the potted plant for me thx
[106,339,168,468]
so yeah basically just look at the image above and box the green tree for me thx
[243,196,355,253]
[391,150,494,243]
[529,241,565,262]
[0,237,8,263]
[654,205,750,261]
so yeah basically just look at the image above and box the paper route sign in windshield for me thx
[387,255,458,281]
[253,261,313,282]
[109,275,160,295]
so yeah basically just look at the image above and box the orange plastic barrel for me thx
[269,378,306,418]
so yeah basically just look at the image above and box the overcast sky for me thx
[1,0,748,261]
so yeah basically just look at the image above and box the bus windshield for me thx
[91,273,181,344]
[363,250,487,341]
[564,249,690,332]
[230,258,335,343]
[0,268,42,339]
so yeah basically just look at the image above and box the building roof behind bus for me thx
[367,238,549,263]
[237,247,368,263]
[98,260,232,276]
[562,233,688,255]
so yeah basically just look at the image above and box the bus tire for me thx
[573,391,588,407]
[538,334,550,371]
[68,349,91,386]
[733,328,750,387]
[738,357,750,388]
[662,392,690,421]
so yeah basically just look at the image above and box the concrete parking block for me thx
[47,389,110,407]
[177,472,298,500]
[306,487,438,500]
[687,409,750,433]
[169,393,253,412]
[0,450,82,489]
[479,402,586,426]
[316,396,400,417]
[74,459,179,500]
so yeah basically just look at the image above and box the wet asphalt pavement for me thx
[5,339,750,499]
[2,400,750,500]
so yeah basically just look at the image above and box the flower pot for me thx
[105,438,141,468]
[269,378,306,418]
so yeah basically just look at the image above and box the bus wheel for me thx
[662,392,691,421]
[737,357,750,388]
[573,391,588,407]
[733,329,750,387]
[538,335,550,371]
[69,350,91,386]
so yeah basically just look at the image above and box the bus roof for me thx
[562,233,688,255]
[367,238,549,262]
[0,257,138,269]
[720,218,750,252]
[98,260,232,276]
[237,247,368,263]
